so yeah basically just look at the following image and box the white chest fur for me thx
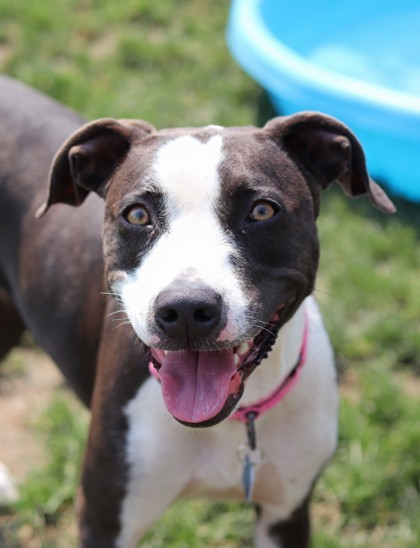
[117,297,338,547]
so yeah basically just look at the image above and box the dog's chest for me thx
[125,380,297,506]
[179,420,302,505]
[179,402,329,507]
[123,365,337,512]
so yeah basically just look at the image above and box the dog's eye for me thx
[124,205,151,226]
[249,200,277,222]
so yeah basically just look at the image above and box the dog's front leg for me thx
[255,495,311,548]
[76,309,151,548]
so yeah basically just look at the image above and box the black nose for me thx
[155,288,223,343]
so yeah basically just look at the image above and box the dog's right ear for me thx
[265,112,396,215]
[36,118,155,217]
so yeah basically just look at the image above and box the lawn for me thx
[0,0,419,546]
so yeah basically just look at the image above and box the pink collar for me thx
[229,312,308,423]
[148,312,309,423]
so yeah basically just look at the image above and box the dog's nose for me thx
[155,288,222,342]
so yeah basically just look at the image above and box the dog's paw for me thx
[0,463,19,504]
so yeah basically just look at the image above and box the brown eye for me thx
[124,205,151,226]
[249,200,277,222]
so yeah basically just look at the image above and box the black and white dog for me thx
[0,75,395,547]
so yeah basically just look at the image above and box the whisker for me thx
[101,291,124,304]
[105,309,127,318]
[111,320,132,332]
[251,322,276,337]
[313,295,328,315]
[132,334,144,350]
[313,288,336,301]
[313,289,343,314]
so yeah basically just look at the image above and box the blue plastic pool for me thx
[227,0,420,201]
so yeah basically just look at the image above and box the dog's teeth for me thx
[234,353,240,366]
[238,342,250,356]
[163,350,168,356]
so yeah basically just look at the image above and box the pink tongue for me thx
[158,349,240,423]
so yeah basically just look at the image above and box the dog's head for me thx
[38,113,395,427]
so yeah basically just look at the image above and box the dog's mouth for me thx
[147,304,288,427]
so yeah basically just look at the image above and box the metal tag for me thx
[237,444,263,502]
[243,453,255,502]
[237,411,264,502]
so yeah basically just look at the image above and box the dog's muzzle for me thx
[147,288,289,427]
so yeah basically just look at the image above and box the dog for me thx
[0,75,395,547]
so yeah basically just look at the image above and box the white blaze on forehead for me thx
[154,134,223,211]
[117,134,250,345]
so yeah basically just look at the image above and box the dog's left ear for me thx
[36,118,155,217]
[265,112,396,214]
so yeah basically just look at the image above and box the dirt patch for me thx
[0,43,12,67]
[0,348,84,546]
[0,348,67,484]
[400,371,420,397]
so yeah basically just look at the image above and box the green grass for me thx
[12,398,87,528]
[0,0,259,126]
[318,192,420,373]
[0,0,419,546]
[315,367,420,547]
[0,393,87,547]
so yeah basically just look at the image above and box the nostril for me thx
[194,307,216,324]
[160,308,178,324]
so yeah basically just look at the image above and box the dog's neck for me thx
[237,299,307,408]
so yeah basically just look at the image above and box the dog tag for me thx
[242,452,255,502]
[237,444,263,502]
[237,411,263,502]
